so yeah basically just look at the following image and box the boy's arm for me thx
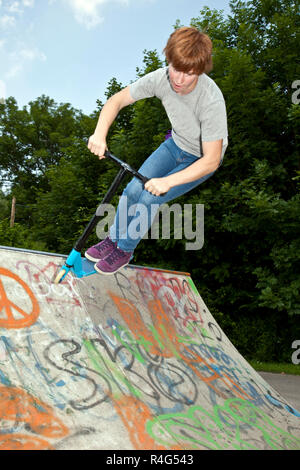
[145,140,223,196]
[166,139,223,185]
[88,86,135,158]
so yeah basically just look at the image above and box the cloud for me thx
[0,0,35,16]
[0,1,45,79]
[22,0,34,6]
[6,47,47,78]
[64,0,128,29]
[0,14,16,28]
[0,0,35,27]
[65,0,106,29]
[7,2,23,14]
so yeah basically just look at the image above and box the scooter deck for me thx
[80,257,97,276]
[54,250,97,283]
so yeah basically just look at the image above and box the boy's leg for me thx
[109,138,179,243]
[116,149,215,253]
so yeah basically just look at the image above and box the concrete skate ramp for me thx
[0,245,299,450]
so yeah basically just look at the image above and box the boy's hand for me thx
[87,135,107,159]
[145,177,171,196]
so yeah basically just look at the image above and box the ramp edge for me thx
[0,245,191,277]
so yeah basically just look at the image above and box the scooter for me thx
[53,150,149,284]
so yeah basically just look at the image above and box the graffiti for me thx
[15,260,84,314]
[0,385,69,450]
[111,394,182,450]
[264,392,300,418]
[108,291,252,403]
[146,398,300,450]
[0,253,299,450]
[109,293,180,358]
[0,268,40,329]
[44,339,113,410]
[40,334,199,415]
[134,270,204,329]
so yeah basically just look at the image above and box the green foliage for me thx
[0,0,299,362]
[0,191,9,217]
[0,219,47,251]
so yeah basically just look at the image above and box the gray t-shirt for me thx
[129,66,228,159]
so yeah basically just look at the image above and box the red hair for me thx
[163,27,213,75]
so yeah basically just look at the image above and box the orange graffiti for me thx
[0,267,40,329]
[111,394,182,450]
[148,298,180,356]
[0,434,53,451]
[0,385,69,450]
[177,346,253,401]
[109,293,178,358]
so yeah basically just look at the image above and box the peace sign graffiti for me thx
[0,267,40,329]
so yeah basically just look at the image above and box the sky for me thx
[0,0,231,115]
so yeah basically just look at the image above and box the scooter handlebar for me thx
[103,150,167,196]
[104,150,149,186]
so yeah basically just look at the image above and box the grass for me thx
[248,360,300,376]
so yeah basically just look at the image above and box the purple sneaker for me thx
[94,246,133,275]
[85,237,117,262]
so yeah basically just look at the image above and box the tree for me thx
[0,191,9,218]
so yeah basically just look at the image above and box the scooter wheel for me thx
[54,269,67,284]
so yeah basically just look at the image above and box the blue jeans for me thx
[109,138,215,253]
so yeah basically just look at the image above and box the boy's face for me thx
[168,64,199,95]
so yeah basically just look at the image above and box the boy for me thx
[86,26,228,274]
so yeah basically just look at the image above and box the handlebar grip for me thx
[139,175,149,185]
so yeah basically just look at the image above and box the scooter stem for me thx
[73,152,149,252]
